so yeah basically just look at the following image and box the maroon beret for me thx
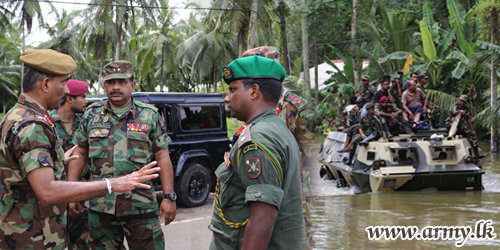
[67,79,89,96]
[379,96,388,103]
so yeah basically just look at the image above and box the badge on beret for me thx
[223,66,233,79]
[246,157,261,178]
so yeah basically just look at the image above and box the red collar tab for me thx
[276,107,281,116]
[236,124,248,136]
[43,114,55,127]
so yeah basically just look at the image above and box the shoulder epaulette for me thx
[88,100,106,109]
[135,100,158,112]
[238,124,253,149]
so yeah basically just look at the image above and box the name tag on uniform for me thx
[127,123,149,132]
[55,139,63,148]
[89,124,111,129]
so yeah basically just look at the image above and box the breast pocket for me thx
[127,131,151,164]
[88,128,109,159]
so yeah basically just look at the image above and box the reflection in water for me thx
[310,145,500,249]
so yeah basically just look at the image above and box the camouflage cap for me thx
[459,95,468,102]
[242,46,280,62]
[366,102,375,109]
[222,56,286,84]
[104,60,133,81]
[361,75,369,81]
[20,49,76,75]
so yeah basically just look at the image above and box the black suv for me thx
[87,92,230,207]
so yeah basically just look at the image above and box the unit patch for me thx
[243,144,258,154]
[223,66,233,79]
[127,123,149,132]
[245,157,261,178]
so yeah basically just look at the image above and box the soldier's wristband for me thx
[104,178,113,194]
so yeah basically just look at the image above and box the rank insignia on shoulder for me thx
[243,144,258,154]
[42,114,54,127]
[245,157,261,178]
[224,151,231,169]
[127,123,149,132]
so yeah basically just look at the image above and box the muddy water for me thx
[309,146,500,249]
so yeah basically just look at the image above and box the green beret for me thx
[366,102,375,109]
[104,61,133,81]
[20,49,76,75]
[222,55,286,84]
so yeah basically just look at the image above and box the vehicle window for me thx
[430,146,456,161]
[390,148,418,165]
[158,106,173,133]
[179,106,221,131]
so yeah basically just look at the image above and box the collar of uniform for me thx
[18,93,49,115]
[49,109,62,121]
[103,97,138,118]
[246,108,276,125]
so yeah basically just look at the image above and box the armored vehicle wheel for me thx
[320,165,334,180]
[175,163,211,207]
[336,179,347,188]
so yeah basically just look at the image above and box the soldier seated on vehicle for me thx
[338,97,366,153]
[417,74,440,128]
[375,96,403,137]
[402,80,428,128]
[341,96,358,130]
[345,102,381,165]
[445,95,486,158]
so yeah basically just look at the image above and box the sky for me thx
[27,0,197,46]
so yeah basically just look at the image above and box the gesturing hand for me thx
[110,161,161,193]
[64,145,79,164]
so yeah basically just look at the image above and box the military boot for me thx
[360,134,377,147]
[382,124,393,138]
[345,146,357,165]
[473,145,487,159]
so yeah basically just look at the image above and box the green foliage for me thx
[226,117,244,137]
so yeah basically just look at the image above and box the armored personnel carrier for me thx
[318,127,485,193]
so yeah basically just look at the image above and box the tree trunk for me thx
[491,5,498,153]
[352,0,359,85]
[314,40,319,105]
[247,0,259,49]
[302,0,310,91]
[21,23,25,93]
[278,1,290,75]
[371,0,378,15]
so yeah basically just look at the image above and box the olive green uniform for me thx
[0,94,68,250]
[49,110,90,250]
[209,109,306,249]
[73,98,170,250]
[446,102,477,147]
[356,84,376,103]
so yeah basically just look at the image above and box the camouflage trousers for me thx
[379,117,398,130]
[352,131,378,146]
[68,207,90,250]
[425,103,440,124]
[88,210,164,250]
[458,125,478,147]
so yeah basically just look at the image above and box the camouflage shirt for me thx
[73,98,170,216]
[0,94,68,250]
[360,113,381,136]
[355,84,376,103]
[278,89,316,147]
[348,105,362,127]
[445,102,471,127]
[49,110,82,152]
[375,103,400,114]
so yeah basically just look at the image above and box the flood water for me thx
[309,143,500,249]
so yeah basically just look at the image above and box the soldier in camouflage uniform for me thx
[243,46,314,249]
[355,75,376,103]
[346,102,381,165]
[49,79,90,250]
[68,61,176,250]
[210,54,305,249]
[375,96,403,137]
[338,96,366,153]
[445,95,485,158]
[418,75,441,128]
[0,49,160,250]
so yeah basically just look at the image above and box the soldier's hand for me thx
[110,161,160,193]
[69,202,84,216]
[159,199,177,226]
[423,107,428,113]
[64,145,79,164]
[409,113,414,119]
[362,134,367,139]
[472,130,477,137]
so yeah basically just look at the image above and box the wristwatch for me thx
[164,191,177,201]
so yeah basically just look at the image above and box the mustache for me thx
[110,91,123,96]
